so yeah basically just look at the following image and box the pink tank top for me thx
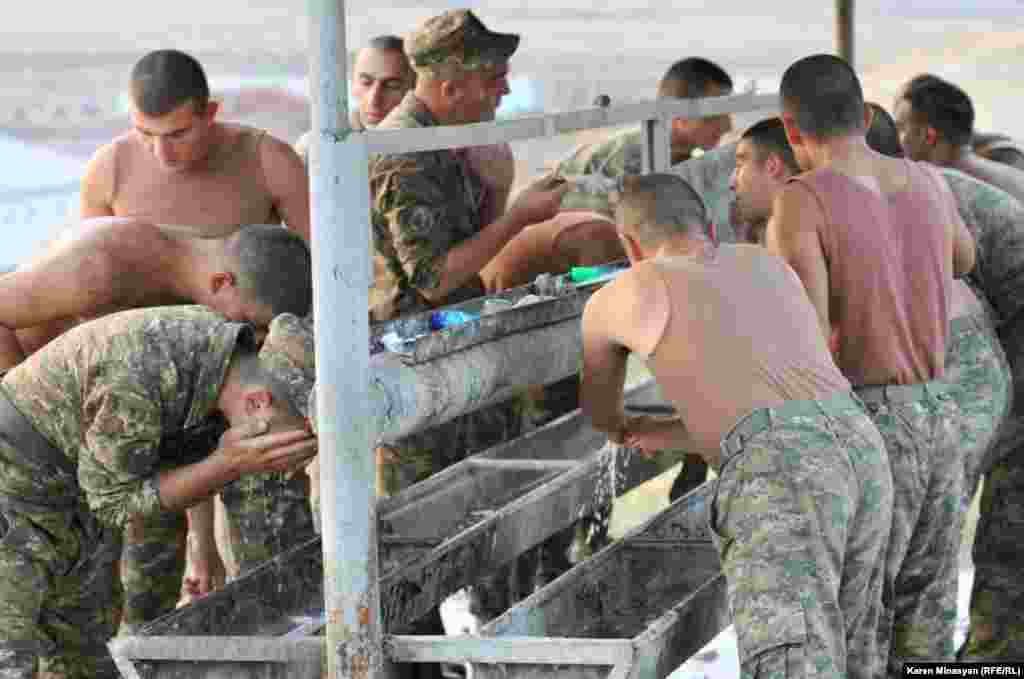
[645,246,850,455]
[790,161,951,386]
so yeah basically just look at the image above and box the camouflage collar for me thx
[378,92,440,131]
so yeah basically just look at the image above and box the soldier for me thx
[581,173,892,679]
[878,88,1024,658]
[77,49,315,628]
[367,8,567,661]
[730,117,801,245]
[767,54,976,673]
[295,34,416,161]
[895,74,1024,205]
[296,35,516,225]
[557,57,735,178]
[0,219,311,370]
[0,307,317,679]
[81,49,310,241]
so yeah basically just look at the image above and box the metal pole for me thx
[836,0,855,69]
[308,1,381,678]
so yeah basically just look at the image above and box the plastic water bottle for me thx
[428,310,477,331]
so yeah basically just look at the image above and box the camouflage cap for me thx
[258,313,315,418]
[406,9,519,74]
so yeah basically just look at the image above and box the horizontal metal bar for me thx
[364,92,779,155]
[468,459,580,472]
[386,635,633,666]
[108,637,324,663]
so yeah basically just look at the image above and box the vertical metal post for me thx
[308,1,381,678]
[836,0,855,69]
[640,115,672,174]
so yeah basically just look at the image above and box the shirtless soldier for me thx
[581,173,892,679]
[80,49,310,241]
[0,219,311,369]
[76,49,315,628]
[767,54,976,673]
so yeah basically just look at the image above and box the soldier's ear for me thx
[211,272,236,295]
[243,388,274,415]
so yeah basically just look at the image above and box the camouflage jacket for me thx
[557,126,644,180]
[942,168,1024,327]
[368,92,488,321]
[0,306,248,529]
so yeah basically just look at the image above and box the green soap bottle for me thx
[569,265,618,283]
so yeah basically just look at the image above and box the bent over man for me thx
[581,174,892,679]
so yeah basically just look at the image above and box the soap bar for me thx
[429,310,478,331]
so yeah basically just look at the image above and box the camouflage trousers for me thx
[958,312,1024,659]
[960,456,1024,659]
[0,502,123,679]
[710,392,893,679]
[118,510,187,633]
[942,313,1012,508]
[855,381,962,675]
[118,471,316,633]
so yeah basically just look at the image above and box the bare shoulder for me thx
[773,179,824,226]
[258,131,305,167]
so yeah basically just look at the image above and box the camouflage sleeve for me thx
[77,376,166,530]
[945,171,1024,323]
[371,154,478,294]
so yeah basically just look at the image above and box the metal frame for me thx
[167,2,855,677]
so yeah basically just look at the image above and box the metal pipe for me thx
[307,0,382,677]
[836,0,855,68]
[370,317,584,444]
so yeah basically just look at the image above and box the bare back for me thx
[1,218,184,340]
[101,124,278,237]
[639,245,850,455]
[791,157,953,386]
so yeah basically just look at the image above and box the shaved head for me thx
[614,174,709,245]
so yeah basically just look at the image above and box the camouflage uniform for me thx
[556,127,644,180]
[0,307,250,679]
[117,315,318,632]
[940,170,1024,659]
[369,10,523,498]
[711,392,892,679]
[370,11,525,644]
[853,382,961,674]
[221,313,318,570]
[943,307,1011,509]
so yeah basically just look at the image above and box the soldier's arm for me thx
[940,179,977,278]
[260,134,311,243]
[580,283,630,441]
[766,182,833,344]
[377,161,567,305]
[580,267,667,440]
[79,144,116,219]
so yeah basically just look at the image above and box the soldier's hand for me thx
[219,418,270,446]
[216,426,318,476]
[507,173,569,228]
